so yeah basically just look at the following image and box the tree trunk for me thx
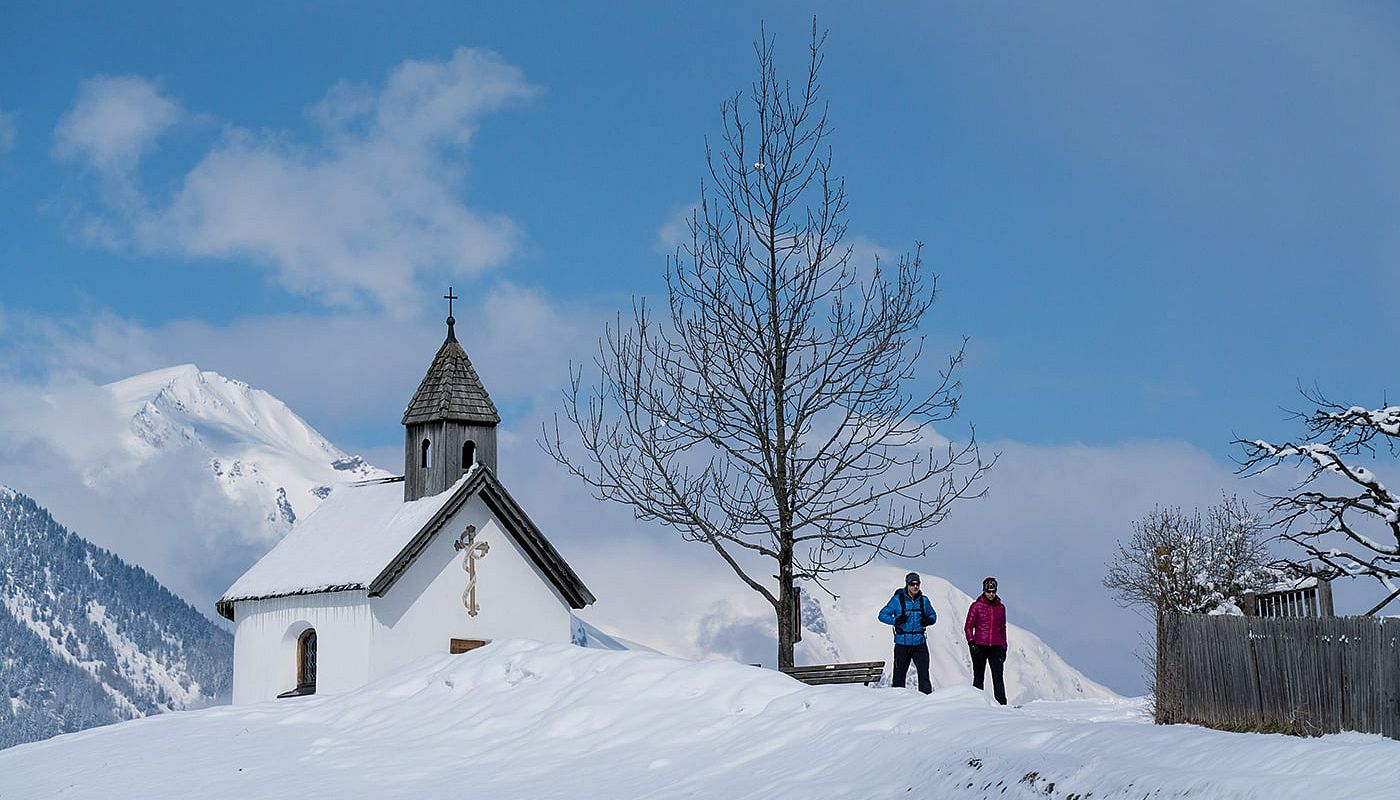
[777,570,796,668]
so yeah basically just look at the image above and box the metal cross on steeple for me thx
[443,286,459,342]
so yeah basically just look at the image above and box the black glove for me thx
[895,613,908,625]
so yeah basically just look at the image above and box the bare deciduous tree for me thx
[541,24,990,667]
[1103,496,1271,617]
[1237,389,1400,614]
[1104,496,1271,723]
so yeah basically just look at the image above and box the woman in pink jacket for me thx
[963,576,1008,705]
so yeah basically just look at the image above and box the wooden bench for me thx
[780,660,886,686]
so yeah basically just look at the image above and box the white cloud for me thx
[54,48,538,311]
[53,76,182,175]
[0,378,129,466]
[0,280,591,435]
[848,235,895,269]
[655,203,697,253]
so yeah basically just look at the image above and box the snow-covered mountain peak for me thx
[107,363,204,411]
[110,365,320,454]
[100,365,392,541]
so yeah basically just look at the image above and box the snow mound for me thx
[3,641,1394,799]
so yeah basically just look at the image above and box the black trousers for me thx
[892,643,932,694]
[970,643,1008,705]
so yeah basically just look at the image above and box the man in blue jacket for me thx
[878,571,937,693]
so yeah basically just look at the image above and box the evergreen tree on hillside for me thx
[0,487,232,750]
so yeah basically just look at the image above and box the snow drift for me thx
[2,640,1394,799]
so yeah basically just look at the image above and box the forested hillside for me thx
[0,486,231,749]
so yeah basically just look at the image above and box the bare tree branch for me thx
[1235,390,1400,604]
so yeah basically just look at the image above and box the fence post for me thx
[1317,579,1333,617]
[1154,611,1184,724]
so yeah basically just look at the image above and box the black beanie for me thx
[905,572,920,585]
[983,576,998,592]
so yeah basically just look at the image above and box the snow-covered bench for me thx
[780,661,886,686]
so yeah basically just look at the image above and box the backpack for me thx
[894,593,928,641]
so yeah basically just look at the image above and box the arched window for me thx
[462,441,476,471]
[421,438,432,468]
[297,628,317,691]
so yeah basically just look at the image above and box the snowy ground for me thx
[2,641,1395,799]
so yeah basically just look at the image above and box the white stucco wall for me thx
[230,591,372,704]
[368,494,574,681]
[230,494,577,704]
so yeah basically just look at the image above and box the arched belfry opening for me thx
[402,287,500,501]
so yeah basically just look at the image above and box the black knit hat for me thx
[983,576,998,592]
[905,572,921,586]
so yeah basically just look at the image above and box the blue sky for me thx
[4,3,1399,453]
[3,3,1399,693]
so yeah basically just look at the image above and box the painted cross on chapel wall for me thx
[454,525,489,617]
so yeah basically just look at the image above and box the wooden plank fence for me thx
[1158,613,1400,739]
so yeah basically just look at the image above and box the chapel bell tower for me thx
[402,288,500,501]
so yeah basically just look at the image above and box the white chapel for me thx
[218,303,595,704]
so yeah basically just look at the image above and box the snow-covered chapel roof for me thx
[216,466,594,619]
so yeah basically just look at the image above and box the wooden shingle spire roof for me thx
[401,311,500,426]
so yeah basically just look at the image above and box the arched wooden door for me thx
[296,628,317,691]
